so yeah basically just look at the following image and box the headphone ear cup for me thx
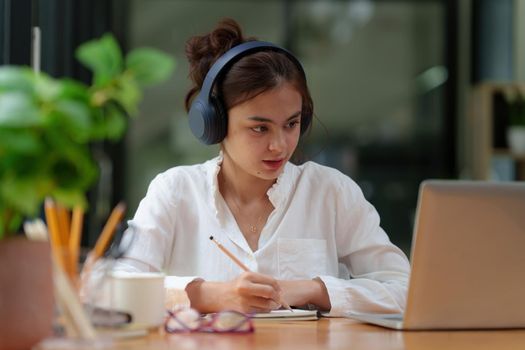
[189,96,218,145]
[210,95,228,143]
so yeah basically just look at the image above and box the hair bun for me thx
[185,18,252,110]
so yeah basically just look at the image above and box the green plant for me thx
[0,34,174,238]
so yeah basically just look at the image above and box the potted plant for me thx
[0,34,174,349]
[504,86,525,156]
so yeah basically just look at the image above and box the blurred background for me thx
[2,0,524,254]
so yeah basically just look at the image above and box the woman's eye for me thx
[287,120,300,128]
[251,126,268,133]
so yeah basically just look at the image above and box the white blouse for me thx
[119,154,410,317]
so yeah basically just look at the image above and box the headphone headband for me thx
[199,41,305,101]
[189,41,309,145]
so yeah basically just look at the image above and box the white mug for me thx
[104,271,166,328]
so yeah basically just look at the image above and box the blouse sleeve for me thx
[117,172,202,300]
[123,172,176,270]
[317,176,411,317]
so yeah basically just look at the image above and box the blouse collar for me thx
[204,152,297,224]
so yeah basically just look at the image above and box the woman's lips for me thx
[262,159,284,170]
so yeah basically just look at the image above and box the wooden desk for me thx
[73,318,525,350]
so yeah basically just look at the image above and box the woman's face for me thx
[222,82,302,181]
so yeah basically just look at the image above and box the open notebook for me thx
[252,309,319,321]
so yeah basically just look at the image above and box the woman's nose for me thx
[268,130,286,152]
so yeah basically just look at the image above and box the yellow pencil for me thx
[69,206,84,281]
[56,204,71,248]
[92,202,126,260]
[209,236,293,312]
[44,198,67,271]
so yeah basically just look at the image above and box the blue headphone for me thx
[188,41,311,145]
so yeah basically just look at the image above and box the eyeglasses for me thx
[164,307,254,334]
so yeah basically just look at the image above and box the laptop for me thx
[347,180,525,330]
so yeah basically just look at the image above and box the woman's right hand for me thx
[185,271,282,313]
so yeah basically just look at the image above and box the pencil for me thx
[209,236,293,312]
[56,204,71,249]
[69,205,84,280]
[92,202,126,260]
[44,198,67,271]
[210,236,250,272]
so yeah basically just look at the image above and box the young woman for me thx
[117,18,410,316]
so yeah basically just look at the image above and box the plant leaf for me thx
[75,34,123,86]
[0,92,42,127]
[53,100,93,143]
[0,67,35,94]
[111,74,141,116]
[57,79,90,102]
[0,129,43,155]
[34,73,62,102]
[43,128,99,190]
[0,177,42,215]
[103,104,127,140]
[126,48,175,87]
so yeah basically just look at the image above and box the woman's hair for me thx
[184,18,313,133]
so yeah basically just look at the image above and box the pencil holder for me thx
[0,239,54,350]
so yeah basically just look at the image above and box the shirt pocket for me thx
[277,238,327,279]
